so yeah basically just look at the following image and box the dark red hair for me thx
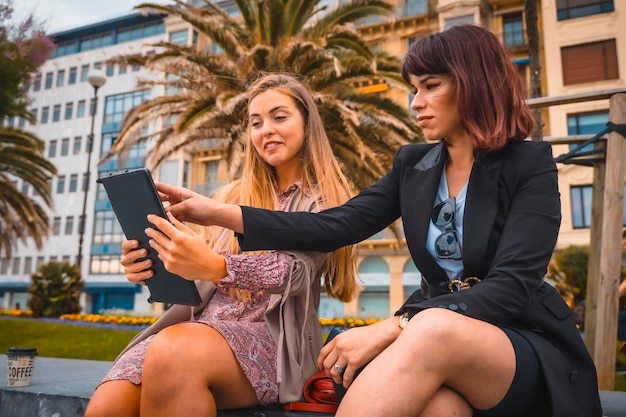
[401,24,534,153]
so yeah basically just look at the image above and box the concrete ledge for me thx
[1,355,624,417]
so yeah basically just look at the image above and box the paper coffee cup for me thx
[7,347,38,387]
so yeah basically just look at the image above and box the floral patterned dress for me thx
[101,184,307,405]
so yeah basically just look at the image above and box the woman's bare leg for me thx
[139,322,260,417]
[84,380,141,417]
[336,308,516,417]
[417,386,473,417]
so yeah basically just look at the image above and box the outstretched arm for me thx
[155,181,245,233]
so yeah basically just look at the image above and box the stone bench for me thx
[0,355,624,417]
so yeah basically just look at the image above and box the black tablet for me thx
[97,168,202,306]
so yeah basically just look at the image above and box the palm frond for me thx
[103,0,424,194]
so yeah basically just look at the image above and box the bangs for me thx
[401,35,450,83]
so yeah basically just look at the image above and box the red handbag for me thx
[282,370,338,413]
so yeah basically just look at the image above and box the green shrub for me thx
[27,262,84,318]
[547,245,590,307]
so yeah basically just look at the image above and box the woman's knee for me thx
[145,323,208,370]
[403,308,469,349]
[84,380,140,417]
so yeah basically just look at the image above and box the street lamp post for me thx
[77,69,106,272]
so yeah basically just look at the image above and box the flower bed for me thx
[1,309,381,330]
[58,313,157,327]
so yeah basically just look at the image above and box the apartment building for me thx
[0,11,171,314]
[540,0,625,249]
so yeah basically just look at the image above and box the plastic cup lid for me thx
[7,347,38,356]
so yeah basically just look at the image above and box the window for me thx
[557,0,614,21]
[52,104,61,122]
[116,20,165,44]
[444,15,474,30]
[52,216,61,235]
[119,65,127,75]
[33,73,42,91]
[165,74,182,96]
[45,72,53,89]
[183,160,190,188]
[57,175,65,193]
[11,258,20,275]
[571,184,626,228]
[30,108,37,125]
[80,32,113,52]
[405,0,427,15]
[52,40,78,58]
[69,67,77,84]
[48,139,57,157]
[102,89,151,139]
[21,182,29,195]
[562,39,618,86]
[65,102,73,120]
[91,254,124,274]
[61,138,70,156]
[566,110,609,153]
[56,69,65,87]
[106,64,115,76]
[77,100,86,118]
[503,13,525,48]
[0,259,8,274]
[41,106,49,123]
[169,29,188,45]
[36,256,45,271]
[69,174,78,192]
[65,216,74,235]
[93,210,125,244]
[82,172,89,192]
[73,136,82,154]
[80,64,89,82]
[23,257,32,275]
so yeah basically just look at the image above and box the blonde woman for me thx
[85,73,358,417]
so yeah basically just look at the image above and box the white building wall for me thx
[2,13,169,313]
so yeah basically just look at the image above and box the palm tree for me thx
[0,0,57,259]
[524,0,543,141]
[0,126,57,259]
[103,0,423,190]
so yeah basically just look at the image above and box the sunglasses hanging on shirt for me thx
[431,197,462,260]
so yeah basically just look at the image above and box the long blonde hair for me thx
[205,73,358,302]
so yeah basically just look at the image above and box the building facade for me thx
[1,0,623,319]
[0,12,170,313]
[540,0,625,249]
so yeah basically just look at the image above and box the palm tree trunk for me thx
[525,0,543,141]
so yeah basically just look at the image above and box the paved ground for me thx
[0,355,625,417]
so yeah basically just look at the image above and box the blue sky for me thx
[15,0,170,33]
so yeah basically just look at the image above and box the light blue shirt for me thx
[426,169,467,280]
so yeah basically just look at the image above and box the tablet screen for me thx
[97,168,201,306]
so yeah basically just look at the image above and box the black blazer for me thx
[238,141,602,417]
